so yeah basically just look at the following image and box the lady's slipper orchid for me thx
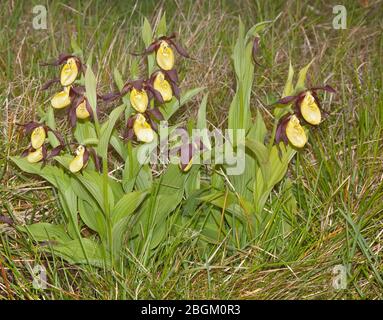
[156,40,175,71]
[20,122,49,149]
[60,57,79,86]
[31,126,47,149]
[69,145,101,173]
[41,54,84,89]
[274,85,335,126]
[149,70,180,102]
[124,108,164,142]
[75,99,91,120]
[51,86,72,109]
[20,121,66,163]
[27,146,45,163]
[153,71,172,101]
[299,91,321,125]
[133,33,190,71]
[132,114,155,143]
[103,78,166,111]
[276,114,307,148]
[69,145,87,173]
[130,87,149,113]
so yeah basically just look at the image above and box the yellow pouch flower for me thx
[130,88,149,113]
[31,126,46,149]
[27,147,43,163]
[156,41,175,71]
[60,57,78,86]
[133,114,154,143]
[286,115,307,148]
[153,72,172,102]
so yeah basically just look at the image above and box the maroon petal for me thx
[274,95,298,105]
[21,147,31,157]
[20,121,40,134]
[127,115,136,128]
[168,39,190,58]
[147,116,158,132]
[100,91,121,102]
[311,85,336,93]
[68,107,77,128]
[131,79,144,90]
[164,69,179,83]
[83,149,89,167]
[146,84,164,104]
[124,128,135,141]
[131,42,158,56]
[147,107,164,121]
[41,144,48,159]
[41,78,60,90]
[85,99,94,120]
[40,53,74,66]
[70,85,85,96]
[50,130,65,146]
[252,37,260,63]
[170,81,180,100]
[179,143,194,169]
[89,148,101,172]
[47,145,64,159]
[275,114,291,145]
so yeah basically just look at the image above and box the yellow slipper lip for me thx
[51,86,71,109]
[31,126,46,149]
[133,114,154,143]
[60,57,78,86]
[156,40,175,71]
[286,115,307,148]
[300,92,321,125]
[27,147,43,163]
[76,100,90,119]
[130,88,149,113]
[69,145,86,173]
[153,72,173,102]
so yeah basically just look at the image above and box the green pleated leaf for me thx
[97,104,125,158]
[85,64,98,114]
[112,190,148,224]
[295,59,314,92]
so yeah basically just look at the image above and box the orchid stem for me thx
[93,116,114,268]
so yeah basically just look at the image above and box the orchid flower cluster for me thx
[103,33,189,143]
[20,34,190,174]
[274,85,335,148]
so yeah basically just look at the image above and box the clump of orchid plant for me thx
[11,17,338,271]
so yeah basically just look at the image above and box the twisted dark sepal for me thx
[89,148,102,173]
[275,113,291,146]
